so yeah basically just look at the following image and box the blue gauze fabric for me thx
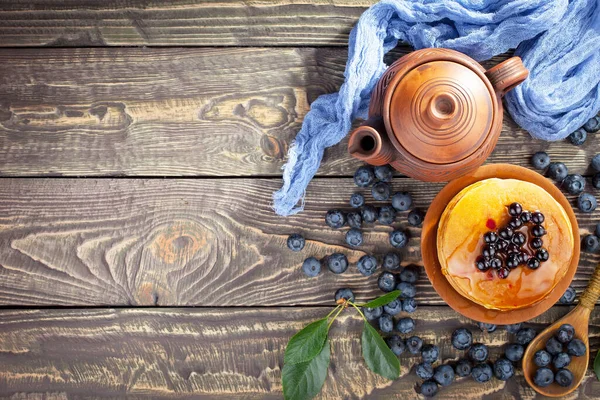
[273,0,600,216]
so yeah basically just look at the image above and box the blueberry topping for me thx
[496,239,509,250]
[531,224,546,237]
[421,344,439,363]
[302,257,321,277]
[531,211,545,224]
[287,234,305,251]
[531,237,543,249]
[468,343,489,362]
[535,248,549,262]
[534,349,552,367]
[408,208,424,226]
[512,231,526,246]
[406,336,423,354]
[533,367,554,387]
[508,216,523,229]
[396,317,415,334]
[377,271,397,292]
[433,364,454,387]
[420,380,438,397]
[345,228,363,247]
[350,193,365,208]
[391,191,412,211]
[583,116,600,133]
[547,162,568,182]
[383,298,403,315]
[363,306,383,320]
[552,352,571,369]
[531,151,551,169]
[374,165,393,182]
[489,258,502,270]
[389,229,408,248]
[520,211,533,223]
[399,265,419,283]
[357,255,377,276]
[508,202,522,216]
[347,211,362,228]
[578,193,597,213]
[397,281,417,298]
[383,252,402,271]
[484,231,498,244]
[506,253,520,269]
[516,328,537,345]
[354,166,374,187]
[482,244,495,258]
[415,362,434,380]
[471,363,493,383]
[325,209,346,229]
[378,205,396,225]
[554,368,574,387]
[334,288,355,303]
[499,226,514,240]
[504,343,524,362]
[361,205,378,223]
[455,359,473,377]
[475,256,491,271]
[372,181,391,201]
[582,234,600,253]
[545,336,563,355]
[563,174,586,195]
[493,358,514,381]
[559,286,577,304]
[379,313,394,333]
[568,128,587,146]
[327,253,348,274]
[385,335,405,356]
[566,338,586,357]
[451,328,473,350]
[497,267,510,278]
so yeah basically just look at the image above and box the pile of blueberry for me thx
[475,202,548,279]
[566,114,600,146]
[531,324,586,388]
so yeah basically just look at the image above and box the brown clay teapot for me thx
[348,48,528,182]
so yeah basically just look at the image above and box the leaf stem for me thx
[349,301,367,321]
[326,304,342,320]
[327,305,345,330]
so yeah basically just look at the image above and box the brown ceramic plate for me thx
[421,164,580,324]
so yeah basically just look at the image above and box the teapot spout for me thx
[485,57,529,97]
[348,118,394,166]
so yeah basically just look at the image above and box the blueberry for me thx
[555,368,574,387]
[584,116,600,133]
[568,128,587,146]
[327,253,348,274]
[530,224,546,238]
[520,211,533,223]
[350,193,365,208]
[451,328,473,350]
[477,322,497,333]
[408,208,425,226]
[505,323,523,334]
[493,358,514,381]
[384,299,403,315]
[374,165,393,182]
[357,255,377,276]
[415,362,434,380]
[563,174,586,195]
[512,232,526,246]
[361,205,378,223]
[534,349,552,367]
[552,352,571,369]
[482,244,495,258]
[592,154,600,172]
[531,237,543,249]
[484,231,498,244]
[386,335,405,356]
[391,191,412,211]
[531,211,545,224]
[508,202,523,216]
[363,306,383,320]
[547,162,568,182]
[566,338,586,357]
[379,313,394,333]
[396,317,415,334]
[419,380,438,397]
[594,173,600,189]
[469,343,489,362]
[497,267,510,278]
[383,252,402,271]
[546,336,563,355]
[377,272,397,293]
[596,223,600,238]
[287,234,305,251]
[402,298,417,313]
[559,286,577,304]
[582,234,599,252]
[345,228,363,247]
[556,324,575,344]
[508,216,523,229]
[397,282,417,298]
[406,336,423,354]
[372,182,391,201]
[378,205,396,225]
[433,364,454,386]
[334,288,355,303]
[578,193,597,213]
[531,151,551,170]
[347,211,363,228]
[490,257,502,270]
[516,328,537,345]
[471,363,493,383]
[354,166,374,187]
[499,226,513,240]
[325,209,346,229]
[533,367,554,387]
[475,256,491,271]
[421,344,439,363]
[505,343,524,362]
[506,253,520,269]
[302,257,321,277]
[389,229,408,248]
[455,359,473,377]
[535,248,549,262]
[400,265,419,283]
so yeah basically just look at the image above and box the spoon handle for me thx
[580,263,600,310]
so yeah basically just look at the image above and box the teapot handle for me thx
[485,57,529,97]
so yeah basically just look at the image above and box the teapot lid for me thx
[384,58,496,165]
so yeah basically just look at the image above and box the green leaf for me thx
[594,349,600,381]
[361,321,400,380]
[282,338,330,400]
[357,290,401,308]
[284,318,328,365]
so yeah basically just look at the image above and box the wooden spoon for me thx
[522,263,600,396]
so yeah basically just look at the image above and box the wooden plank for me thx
[0,307,598,398]
[0,177,597,307]
[0,0,373,47]
[0,47,595,178]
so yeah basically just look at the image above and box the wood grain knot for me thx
[149,221,207,264]
[260,135,287,159]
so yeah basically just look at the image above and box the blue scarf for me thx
[273,0,600,216]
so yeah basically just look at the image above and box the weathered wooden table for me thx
[0,1,598,398]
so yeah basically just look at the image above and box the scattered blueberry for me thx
[345,228,363,247]
[374,165,393,182]
[547,162,568,182]
[566,338,586,357]
[433,364,455,386]
[455,359,473,377]
[406,336,423,354]
[505,323,523,334]
[325,209,346,229]
[556,324,575,344]
[471,363,493,383]
[383,252,402,271]
[419,380,438,397]
[555,368,574,387]
[400,265,419,283]
[408,208,425,226]
[392,191,412,211]
[347,211,363,228]
[377,272,397,293]
[386,335,405,356]
[396,317,415,334]
[379,313,394,333]
[451,328,473,350]
[327,253,348,274]
[302,257,321,277]
[378,205,396,225]
[389,229,408,248]
[468,343,489,362]
[516,327,537,345]
[592,154,600,172]
[504,343,524,362]
[531,151,551,170]
[596,223,600,238]
[533,367,554,387]
[534,349,552,367]
[384,299,403,315]
[563,174,586,195]
[334,288,355,303]
[287,234,305,251]
[361,205,378,223]
[477,322,497,333]
[350,193,365,208]
[578,193,597,213]
[354,166,374,187]
[402,298,418,313]
[363,306,383,320]
[546,336,563,355]
[493,358,514,381]
[593,173,600,190]
[583,116,600,133]
[372,181,391,201]
[568,128,587,146]
[582,234,599,253]
[552,352,571,369]
[415,362,434,380]
[397,282,416,298]
[357,255,378,276]
[421,344,439,363]
[559,286,577,304]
